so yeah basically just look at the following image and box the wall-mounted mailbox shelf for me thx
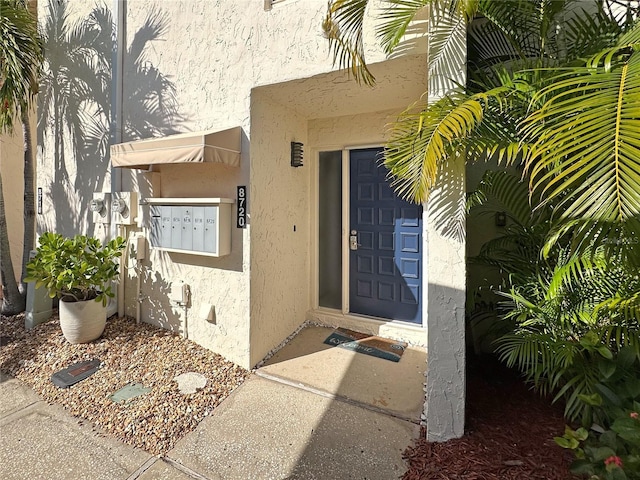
[143,198,234,257]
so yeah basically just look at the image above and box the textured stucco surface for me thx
[424,159,467,440]
[248,92,310,366]
[423,13,467,440]
[36,0,111,240]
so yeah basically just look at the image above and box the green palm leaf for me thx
[323,0,376,86]
[427,0,471,95]
[324,0,472,88]
[377,0,430,55]
[384,91,488,202]
[524,28,640,225]
[467,170,533,226]
[0,0,42,131]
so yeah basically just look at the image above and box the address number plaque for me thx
[237,186,247,228]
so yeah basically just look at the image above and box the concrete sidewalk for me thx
[0,327,423,479]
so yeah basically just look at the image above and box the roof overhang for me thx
[110,127,242,169]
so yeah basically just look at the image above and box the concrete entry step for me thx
[257,325,427,423]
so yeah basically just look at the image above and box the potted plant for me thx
[26,232,126,343]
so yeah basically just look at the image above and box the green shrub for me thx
[469,170,640,425]
[25,232,126,305]
[555,347,640,479]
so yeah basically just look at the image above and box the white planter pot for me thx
[59,299,107,344]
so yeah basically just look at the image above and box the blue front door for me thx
[349,148,423,324]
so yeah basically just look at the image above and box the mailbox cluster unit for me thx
[146,198,233,257]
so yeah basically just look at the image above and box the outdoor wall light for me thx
[495,211,507,227]
[291,141,304,167]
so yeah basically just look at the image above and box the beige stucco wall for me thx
[117,0,355,367]
[119,0,427,368]
[126,159,252,367]
[36,0,433,368]
[248,92,310,366]
[424,157,466,440]
[36,0,111,240]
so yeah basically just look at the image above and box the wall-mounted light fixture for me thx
[495,211,507,227]
[291,141,304,167]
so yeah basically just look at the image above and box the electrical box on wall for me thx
[132,233,146,260]
[145,198,233,257]
[112,191,138,225]
[90,192,111,224]
[170,281,190,306]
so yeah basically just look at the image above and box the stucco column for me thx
[423,158,466,441]
[422,4,467,442]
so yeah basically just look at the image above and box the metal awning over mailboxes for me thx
[110,127,241,169]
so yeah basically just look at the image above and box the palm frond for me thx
[0,0,42,131]
[377,0,429,54]
[384,91,490,203]
[323,0,376,86]
[472,0,538,64]
[467,170,533,226]
[564,4,623,59]
[523,39,640,225]
[427,0,469,95]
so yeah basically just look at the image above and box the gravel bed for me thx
[0,313,249,455]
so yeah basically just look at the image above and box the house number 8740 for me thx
[237,186,247,228]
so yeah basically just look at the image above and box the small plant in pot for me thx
[26,232,126,344]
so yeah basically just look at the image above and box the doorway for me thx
[318,148,423,324]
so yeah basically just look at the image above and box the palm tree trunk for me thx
[20,107,35,295]
[0,167,26,315]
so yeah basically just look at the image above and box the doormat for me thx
[51,358,101,388]
[323,328,407,362]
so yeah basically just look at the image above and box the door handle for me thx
[349,230,360,250]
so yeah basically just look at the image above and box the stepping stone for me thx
[174,372,207,394]
[110,382,151,404]
[51,359,101,388]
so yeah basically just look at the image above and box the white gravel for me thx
[0,313,249,455]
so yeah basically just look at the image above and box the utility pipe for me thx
[112,0,126,317]
[135,233,143,324]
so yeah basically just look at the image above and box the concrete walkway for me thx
[0,327,424,479]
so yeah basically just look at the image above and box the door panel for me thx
[349,148,423,324]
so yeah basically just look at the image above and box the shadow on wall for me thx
[37,0,184,235]
[427,159,466,243]
[142,270,183,335]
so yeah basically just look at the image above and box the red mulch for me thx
[402,355,577,479]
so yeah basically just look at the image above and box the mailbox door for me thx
[204,206,218,254]
[150,206,161,247]
[192,207,205,252]
[181,207,193,250]
[171,206,182,249]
